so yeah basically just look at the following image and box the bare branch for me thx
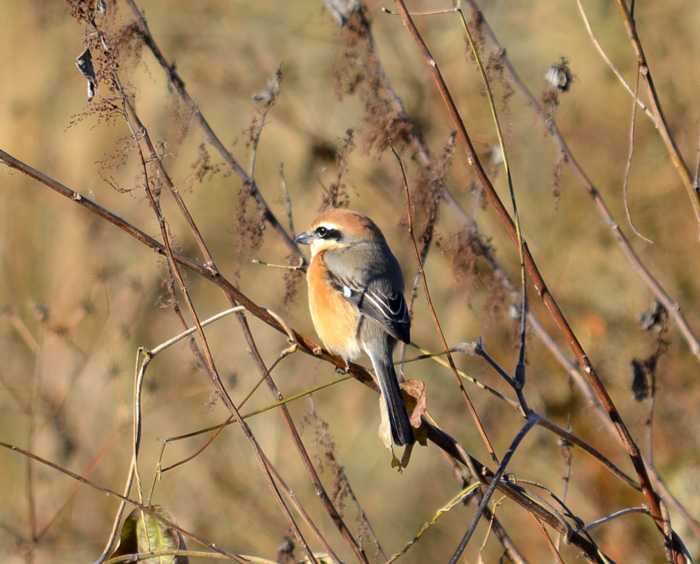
[389,2,680,558]
[574,0,654,120]
[621,63,654,244]
[449,415,539,562]
[123,0,304,263]
[612,0,700,236]
[460,0,700,361]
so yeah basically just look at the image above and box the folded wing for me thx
[328,270,411,344]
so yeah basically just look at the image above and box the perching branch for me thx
[0,147,608,563]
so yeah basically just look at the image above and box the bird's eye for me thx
[316,226,328,238]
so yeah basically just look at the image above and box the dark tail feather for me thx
[372,354,415,446]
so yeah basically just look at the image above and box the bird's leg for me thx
[335,358,351,374]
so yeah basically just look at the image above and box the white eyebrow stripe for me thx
[315,222,342,231]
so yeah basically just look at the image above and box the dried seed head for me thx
[545,57,573,92]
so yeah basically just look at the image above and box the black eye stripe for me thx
[315,226,341,240]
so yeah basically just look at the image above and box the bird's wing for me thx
[326,266,411,344]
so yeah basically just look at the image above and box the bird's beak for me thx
[294,231,314,245]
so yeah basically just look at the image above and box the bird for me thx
[295,208,415,446]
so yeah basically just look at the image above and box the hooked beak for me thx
[294,231,314,245]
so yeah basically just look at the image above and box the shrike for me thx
[295,209,415,446]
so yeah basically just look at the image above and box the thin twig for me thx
[25,340,41,563]
[477,496,506,558]
[235,325,369,564]
[584,506,650,532]
[531,514,565,564]
[460,0,700,361]
[393,145,498,464]
[390,2,679,557]
[251,258,304,271]
[123,0,304,263]
[453,0,529,412]
[386,482,482,563]
[262,450,343,564]
[554,415,573,554]
[279,162,295,235]
[151,306,246,356]
[449,414,539,563]
[157,350,337,476]
[0,441,249,563]
[612,0,700,236]
[622,63,654,244]
[650,467,700,542]
[574,0,654,120]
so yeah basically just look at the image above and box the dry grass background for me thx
[1,1,699,562]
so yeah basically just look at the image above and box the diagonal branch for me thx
[449,414,539,563]
[612,0,700,235]
[462,0,699,362]
[1,147,607,563]
[390,1,681,561]
[112,67,365,564]
[122,0,304,264]
[0,147,642,496]
[0,441,248,562]
[394,145,498,463]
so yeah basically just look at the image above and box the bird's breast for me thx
[308,253,362,361]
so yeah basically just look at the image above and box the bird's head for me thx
[294,208,385,257]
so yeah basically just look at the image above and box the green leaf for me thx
[109,506,188,563]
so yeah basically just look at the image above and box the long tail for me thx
[369,351,415,446]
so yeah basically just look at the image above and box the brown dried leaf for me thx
[400,379,429,447]
[400,379,427,428]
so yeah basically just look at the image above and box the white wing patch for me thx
[342,285,353,298]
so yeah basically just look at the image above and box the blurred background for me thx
[1,1,699,562]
